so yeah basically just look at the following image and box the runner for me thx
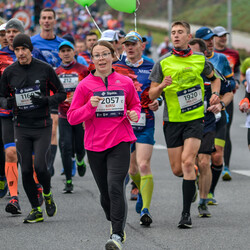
[0,23,8,49]
[149,21,220,228]
[79,32,98,65]
[189,38,232,217]
[67,40,141,250]
[0,33,66,223]
[0,18,46,214]
[0,22,7,198]
[56,40,89,193]
[31,8,65,177]
[113,30,160,227]
[195,27,235,205]
[239,58,250,149]
[214,26,241,181]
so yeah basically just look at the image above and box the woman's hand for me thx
[127,110,138,122]
[90,96,104,107]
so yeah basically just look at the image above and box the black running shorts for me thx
[163,118,204,148]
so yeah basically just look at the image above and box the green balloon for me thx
[74,0,96,7]
[105,0,136,13]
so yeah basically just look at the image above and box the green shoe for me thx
[43,192,57,217]
[207,193,218,205]
[76,157,86,177]
[23,208,43,223]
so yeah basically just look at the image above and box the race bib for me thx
[59,73,79,92]
[131,112,146,131]
[177,85,203,113]
[15,85,41,110]
[94,90,125,118]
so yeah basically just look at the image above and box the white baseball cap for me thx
[213,26,230,37]
[0,23,6,31]
[99,29,118,42]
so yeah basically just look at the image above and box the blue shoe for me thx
[135,193,143,214]
[222,166,232,181]
[0,176,8,198]
[140,208,152,227]
[125,174,130,186]
[72,159,76,177]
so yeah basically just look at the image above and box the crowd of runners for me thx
[0,6,250,250]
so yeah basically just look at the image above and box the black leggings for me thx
[224,100,233,167]
[15,126,52,208]
[248,128,250,146]
[59,117,85,181]
[0,119,5,177]
[87,142,130,236]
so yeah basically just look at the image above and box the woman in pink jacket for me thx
[67,40,141,250]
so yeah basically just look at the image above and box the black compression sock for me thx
[182,179,196,214]
[209,164,223,194]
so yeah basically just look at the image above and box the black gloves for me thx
[31,93,48,107]
[6,97,15,109]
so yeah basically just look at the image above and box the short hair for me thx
[189,38,207,53]
[91,40,115,58]
[172,21,191,34]
[86,32,98,39]
[40,8,56,19]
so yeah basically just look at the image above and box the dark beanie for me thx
[62,33,75,45]
[13,33,33,51]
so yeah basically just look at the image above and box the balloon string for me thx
[85,6,102,35]
[134,0,140,31]
[134,11,137,32]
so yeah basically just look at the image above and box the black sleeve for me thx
[0,70,11,109]
[47,66,66,106]
[245,91,250,101]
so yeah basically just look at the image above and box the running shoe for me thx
[207,193,218,205]
[72,159,76,177]
[23,208,44,223]
[222,166,232,181]
[125,174,130,186]
[0,176,8,198]
[105,234,122,250]
[63,181,74,193]
[198,203,211,218]
[76,157,86,177]
[5,196,22,214]
[140,208,153,227]
[37,184,43,206]
[130,187,139,201]
[135,193,143,214]
[43,193,57,217]
[178,212,192,229]
[110,225,126,243]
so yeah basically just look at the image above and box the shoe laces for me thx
[10,198,18,204]
[111,234,122,243]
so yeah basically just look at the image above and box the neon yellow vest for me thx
[160,53,205,122]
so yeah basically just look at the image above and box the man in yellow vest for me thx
[149,21,221,229]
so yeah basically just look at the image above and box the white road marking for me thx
[153,144,167,150]
[232,170,250,177]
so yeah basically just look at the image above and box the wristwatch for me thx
[220,101,226,110]
[212,91,220,97]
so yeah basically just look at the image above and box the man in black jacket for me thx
[0,34,66,223]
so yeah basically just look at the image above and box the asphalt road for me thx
[1,81,250,250]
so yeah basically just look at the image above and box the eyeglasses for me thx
[92,52,111,60]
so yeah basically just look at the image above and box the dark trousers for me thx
[15,126,51,208]
[59,118,85,181]
[87,142,130,236]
